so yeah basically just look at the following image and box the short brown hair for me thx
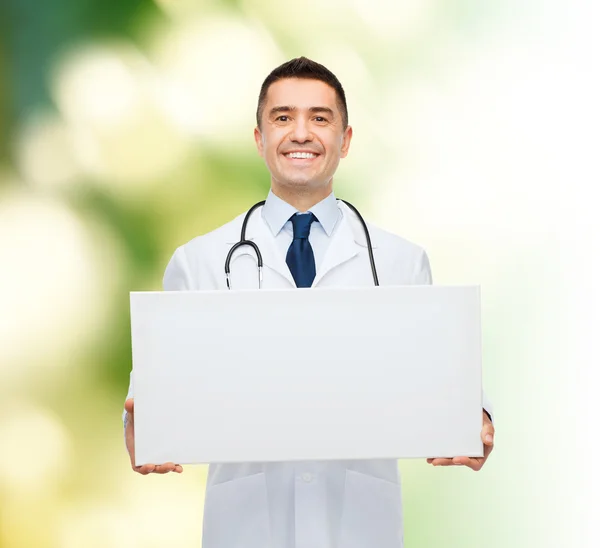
[256,57,349,129]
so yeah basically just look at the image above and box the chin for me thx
[289,178,315,187]
[274,173,330,192]
[277,176,313,188]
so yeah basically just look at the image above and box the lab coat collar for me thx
[339,201,378,250]
[312,207,360,286]
[224,199,378,287]
[262,189,340,237]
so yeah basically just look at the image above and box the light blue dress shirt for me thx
[261,190,342,276]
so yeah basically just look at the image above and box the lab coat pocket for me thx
[202,472,271,548]
[338,469,403,548]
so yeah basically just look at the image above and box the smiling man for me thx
[123,57,495,548]
[254,75,352,211]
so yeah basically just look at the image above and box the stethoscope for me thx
[225,200,379,289]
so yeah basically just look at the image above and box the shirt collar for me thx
[262,189,340,237]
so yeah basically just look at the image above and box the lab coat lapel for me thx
[225,211,296,287]
[312,212,360,287]
[255,220,296,286]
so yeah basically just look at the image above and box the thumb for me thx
[481,423,494,446]
[125,398,134,416]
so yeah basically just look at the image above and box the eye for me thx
[276,115,289,122]
[314,116,329,123]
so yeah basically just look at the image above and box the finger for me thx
[454,456,482,471]
[174,464,183,473]
[154,462,177,474]
[429,458,455,466]
[124,398,134,415]
[135,463,156,475]
[143,464,157,475]
[481,423,495,446]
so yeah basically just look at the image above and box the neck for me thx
[271,183,333,212]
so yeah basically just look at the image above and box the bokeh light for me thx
[15,112,81,190]
[0,188,121,374]
[351,0,435,41]
[152,16,282,142]
[0,403,71,494]
[52,44,192,189]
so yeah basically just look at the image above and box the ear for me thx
[254,127,264,157]
[340,125,353,158]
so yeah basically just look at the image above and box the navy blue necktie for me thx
[286,213,317,288]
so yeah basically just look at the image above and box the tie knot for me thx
[291,212,316,240]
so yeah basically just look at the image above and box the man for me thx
[124,57,495,548]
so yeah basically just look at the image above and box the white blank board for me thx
[130,286,483,465]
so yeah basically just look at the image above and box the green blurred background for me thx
[0,0,597,546]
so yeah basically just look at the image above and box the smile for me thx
[284,152,319,159]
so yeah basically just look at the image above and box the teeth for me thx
[286,152,317,159]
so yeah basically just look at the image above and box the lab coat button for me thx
[301,472,312,483]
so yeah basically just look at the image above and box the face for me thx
[254,78,352,196]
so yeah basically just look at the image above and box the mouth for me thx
[282,151,320,161]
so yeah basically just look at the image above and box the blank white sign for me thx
[130,286,483,465]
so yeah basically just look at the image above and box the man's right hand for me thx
[124,398,183,475]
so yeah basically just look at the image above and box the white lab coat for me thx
[129,201,493,548]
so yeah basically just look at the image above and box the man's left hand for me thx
[426,410,494,471]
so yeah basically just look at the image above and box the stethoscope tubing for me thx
[224,199,379,288]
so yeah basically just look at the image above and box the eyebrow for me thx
[269,106,335,118]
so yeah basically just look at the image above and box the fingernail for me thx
[486,434,493,443]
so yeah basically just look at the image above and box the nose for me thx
[289,118,312,143]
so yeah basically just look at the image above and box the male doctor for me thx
[124,57,495,548]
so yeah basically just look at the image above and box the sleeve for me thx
[482,391,494,424]
[123,245,194,433]
[163,245,194,291]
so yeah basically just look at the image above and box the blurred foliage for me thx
[0,0,161,121]
[0,0,588,546]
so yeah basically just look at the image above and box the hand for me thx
[426,410,494,471]
[124,398,183,475]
